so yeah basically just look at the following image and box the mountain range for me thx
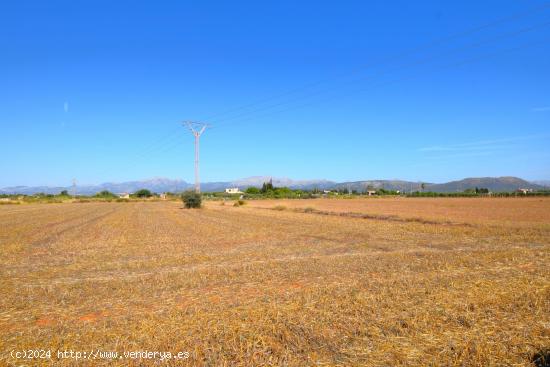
[0,176,546,195]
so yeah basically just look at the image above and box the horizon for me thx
[2,174,548,190]
[2,1,550,187]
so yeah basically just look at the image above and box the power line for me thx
[196,2,550,124]
[208,36,550,128]
[92,18,550,186]
[109,4,550,165]
[209,18,550,128]
[80,4,550,185]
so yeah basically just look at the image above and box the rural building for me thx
[159,193,167,200]
[118,193,130,199]
[366,190,377,196]
[516,188,533,194]
[225,188,243,194]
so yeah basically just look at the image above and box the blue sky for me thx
[1,0,549,187]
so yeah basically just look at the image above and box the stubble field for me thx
[1,197,549,366]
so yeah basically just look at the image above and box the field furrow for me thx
[1,199,549,366]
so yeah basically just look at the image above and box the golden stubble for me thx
[0,199,549,366]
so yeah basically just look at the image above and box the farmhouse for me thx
[225,188,243,194]
[366,190,377,196]
[118,193,130,199]
[517,188,533,194]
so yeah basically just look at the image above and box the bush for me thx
[245,187,260,194]
[95,190,117,198]
[181,191,202,208]
[134,189,153,198]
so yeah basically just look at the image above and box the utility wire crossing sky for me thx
[1,1,549,187]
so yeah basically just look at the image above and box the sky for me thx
[1,0,549,187]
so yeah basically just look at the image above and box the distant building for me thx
[118,193,130,199]
[159,193,167,200]
[516,188,533,194]
[366,190,377,196]
[225,188,243,194]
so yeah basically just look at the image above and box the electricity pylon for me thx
[183,121,209,193]
[72,178,77,198]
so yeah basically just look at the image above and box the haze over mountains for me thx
[0,176,546,195]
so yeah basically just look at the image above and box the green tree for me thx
[181,191,202,208]
[95,190,116,198]
[134,189,153,198]
[245,187,260,194]
[59,190,69,196]
[261,181,274,193]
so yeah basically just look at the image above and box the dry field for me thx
[0,198,549,366]
[246,197,550,227]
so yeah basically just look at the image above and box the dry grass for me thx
[248,197,550,226]
[1,199,549,366]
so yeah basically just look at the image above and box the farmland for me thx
[1,198,549,366]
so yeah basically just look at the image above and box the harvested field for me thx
[1,199,549,366]
[247,197,550,227]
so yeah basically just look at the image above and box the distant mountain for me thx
[0,178,192,195]
[91,178,191,194]
[230,176,336,190]
[0,185,69,195]
[333,180,426,192]
[532,180,550,188]
[426,177,544,193]
[0,176,546,195]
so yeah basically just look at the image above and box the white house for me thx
[225,188,243,194]
[118,193,130,199]
[517,188,533,194]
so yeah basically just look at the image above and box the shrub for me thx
[273,205,287,211]
[95,190,117,198]
[134,189,153,198]
[181,191,202,208]
[245,187,260,194]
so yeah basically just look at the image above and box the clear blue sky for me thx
[1,0,549,187]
